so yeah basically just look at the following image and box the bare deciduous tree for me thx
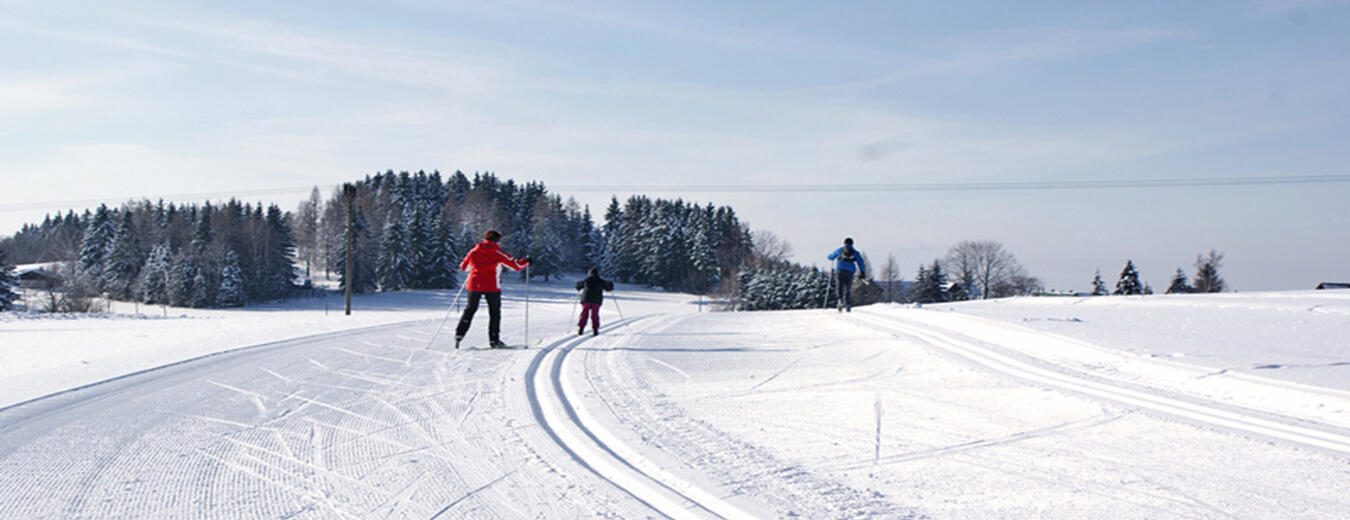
[945,240,1024,299]
[294,187,322,279]
[880,253,900,302]
[749,229,793,266]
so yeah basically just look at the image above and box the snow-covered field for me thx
[1,283,1347,518]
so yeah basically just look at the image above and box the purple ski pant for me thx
[578,302,601,330]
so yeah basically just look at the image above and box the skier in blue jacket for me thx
[827,237,866,312]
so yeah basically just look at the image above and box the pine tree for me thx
[139,242,173,304]
[101,211,142,300]
[527,210,565,282]
[377,209,414,290]
[422,217,458,289]
[405,208,429,288]
[167,251,196,307]
[259,205,296,300]
[1193,249,1225,293]
[914,259,948,303]
[218,250,246,307]
[1114,260,1143,295]
[191,269,212,308]
[337,209,378,294]
[0,251,18,311]
[191,206,214,253]
[1166,268,1192,294]
[78,205,115,279]
[1091,269,1109,296]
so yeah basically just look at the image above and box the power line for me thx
[2,174,1347,213]
[551,174,1350,192]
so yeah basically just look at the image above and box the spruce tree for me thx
[167,251,196,307]
[78,205,115,279]
[259,205,296,300]
[377,210,413,290]
[918,260,949,303]
[101,211,142,300]
[337,209,378,294]
[1166,268,1192,294]
[0,251,18,311]
[218,250,246,307]
[1114,260,1143,295]
[422,217,458,289]
[139,242,172,304]
[1193,249,1225,293]
[191,207,214,253]
[191,269,212,308]
[1091,269,1109,296]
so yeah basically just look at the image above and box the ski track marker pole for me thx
[524,263,531,347]
[427,284,465,350]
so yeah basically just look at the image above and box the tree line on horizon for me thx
[1091,250,1225,296]
[0,170,753,310]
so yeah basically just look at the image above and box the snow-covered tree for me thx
[377,209,414,291]
[0,251,18,311]
[912,260,948,304]
[1114,260,1143,295]
[191,269,212,308]
[421,217,458,289]
[190,206,214,253]
[337,209,377,294]
[1193,249,1225,293]
[101,211,141,300]
[1091,269,1109,296]
[139,242,172,304]
[218,250,246,307]
[1166,268,1192,294]
[78,205,115,278]
[257,205,296,301]
[167,251,196,307]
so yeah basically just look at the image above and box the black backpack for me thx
[839,246,856,263]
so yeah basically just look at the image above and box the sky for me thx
[2,0,1347,291]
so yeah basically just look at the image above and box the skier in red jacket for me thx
[454,230,530,349]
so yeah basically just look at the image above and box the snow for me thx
[2,286,1348,518]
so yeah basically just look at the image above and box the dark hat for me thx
[844,237,854,245]
[484,229,502,242]
[588,268,599,276]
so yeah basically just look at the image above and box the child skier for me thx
[574,268,614,336]
[827,237,867,312]
[454,230,530,348]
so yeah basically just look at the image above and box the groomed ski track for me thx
[843,310,1350,457]
[525,315,754,520]
[2,298,1347,518]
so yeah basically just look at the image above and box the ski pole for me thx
[569,290,579,332]
[610,291,624,321]
[427,284,465,349]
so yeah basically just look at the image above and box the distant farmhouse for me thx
[1315,282,1350,290]
[15,263,64,290]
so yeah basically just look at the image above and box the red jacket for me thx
[459,240,529,292]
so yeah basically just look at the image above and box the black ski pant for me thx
[836,269,855,309]
[456,291,502,342]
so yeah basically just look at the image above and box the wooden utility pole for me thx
[343,183,356,316]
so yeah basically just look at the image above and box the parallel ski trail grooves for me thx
[847,313,1350,456]
[526,315,754,520]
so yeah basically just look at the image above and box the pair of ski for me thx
[455,338,527,350]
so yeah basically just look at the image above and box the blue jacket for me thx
[828,246,866,274]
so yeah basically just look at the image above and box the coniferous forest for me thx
[1,170,756,309]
